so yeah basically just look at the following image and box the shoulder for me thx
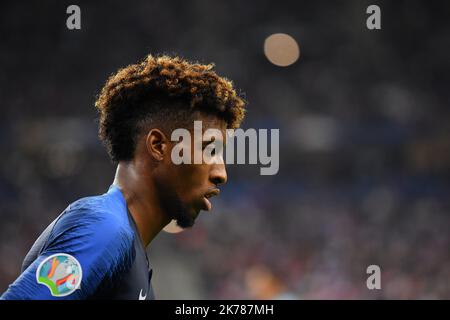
[46,192,134,255]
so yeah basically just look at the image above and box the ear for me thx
[145,128,169,161]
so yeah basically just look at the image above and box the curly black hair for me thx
[95,54,246,162]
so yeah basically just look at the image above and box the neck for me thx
[112,161,171,247]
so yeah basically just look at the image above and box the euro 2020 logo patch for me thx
[36,253,82,297]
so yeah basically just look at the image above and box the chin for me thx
[174,208,197,229]
[175,217,195,229]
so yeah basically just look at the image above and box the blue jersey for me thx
[1,185,155,300]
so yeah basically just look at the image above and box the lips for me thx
[202,188,220,211]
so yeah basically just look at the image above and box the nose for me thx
[210,162,227,186]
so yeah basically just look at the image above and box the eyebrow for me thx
[202,137,223,147]
[202,139,214,147]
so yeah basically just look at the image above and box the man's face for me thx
[156,113,228,228]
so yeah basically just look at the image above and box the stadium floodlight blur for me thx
[264,33,300,67]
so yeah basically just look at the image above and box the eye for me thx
[203,143,216,155]
[203,141,222,157]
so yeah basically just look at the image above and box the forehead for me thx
[193,111,227,132]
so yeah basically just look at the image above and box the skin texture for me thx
[113,112,228,247]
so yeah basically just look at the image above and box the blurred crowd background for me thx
[1,0,449,299]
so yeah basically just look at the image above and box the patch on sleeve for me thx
[36,253,82,297]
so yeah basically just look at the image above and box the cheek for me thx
[173,165,208,197]
[171,165,198,192]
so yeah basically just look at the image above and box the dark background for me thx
[1,0,449,298]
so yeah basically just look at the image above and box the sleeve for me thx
[1,207,134,300]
